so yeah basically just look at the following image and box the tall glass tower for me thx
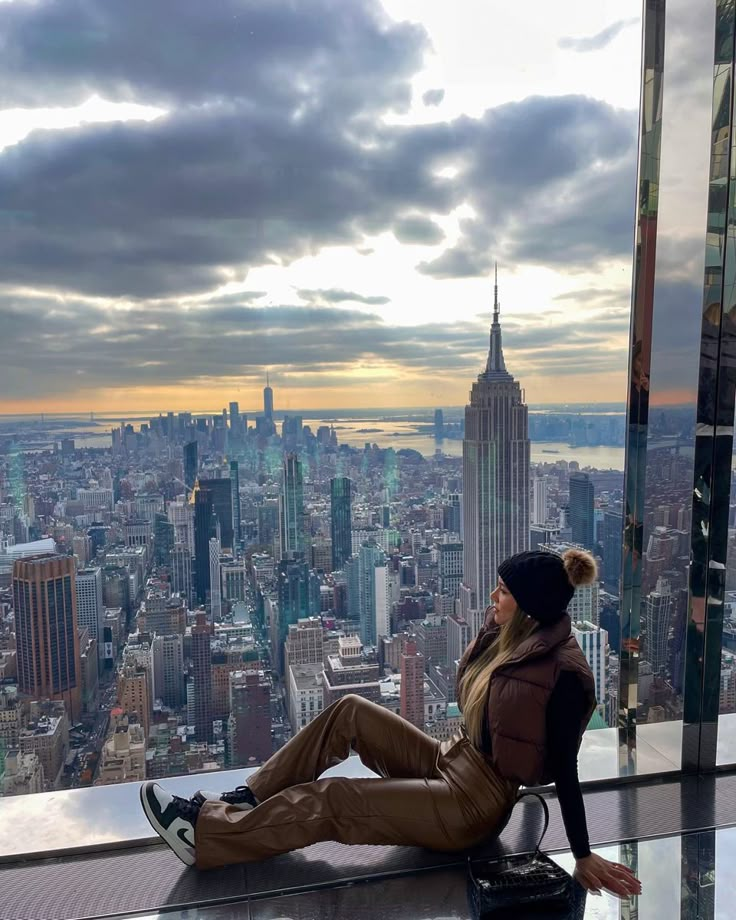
[263,372,274,423]
[183,440,198,492]
[279,453,304,559]
[330,476,352,571]
[462,267,529,623]
[569,471,595,550]
[193,484,214,605]
[229,460,241,551]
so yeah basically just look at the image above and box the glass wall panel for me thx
[8,0,736,868]
[620,0,717,776]
[712,1,736,768]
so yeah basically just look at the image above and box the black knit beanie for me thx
[497,549,596,625]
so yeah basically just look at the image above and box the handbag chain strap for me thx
[515,790,550,854]
[464,790,552,871]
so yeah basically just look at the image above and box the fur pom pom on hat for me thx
[563,548,597,588]
[497,548,598,625]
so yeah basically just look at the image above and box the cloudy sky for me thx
[0,0,642,414]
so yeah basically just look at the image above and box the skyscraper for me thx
[193,483,215,605]
[13,554,82,722]
[229,460,241,550]
[191,611,214,743]
[357,540,386,647]
[264,372,274,423]
[197,478,234,553]
[229,401,240,438]
[447,613,471,676]
[274,555,311,675]
[150,634,185,709]
[170,543,192,602]
[438,542,463,600]
[462,268,529,621]
[330,476,352,571]
[209,536,222,621]
[572,621,608,715]
[400,639,425,730]
[445,492,462,536]
[602,508,624,593]
[643,577,673,678]
[228,670,272,766]
[531,477,548,526]
[153,512,175,566]
[569,472,595,550]
[374,560,391,641]
[257,500,280,549]
[434,408,444,440]
[75,567,104,661]
[279,453,304,558]
[183,441,198,492]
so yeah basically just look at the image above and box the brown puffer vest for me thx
[456,612,597,786]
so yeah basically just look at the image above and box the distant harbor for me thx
[0,410,627,471]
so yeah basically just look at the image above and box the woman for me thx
[140,547,641,898]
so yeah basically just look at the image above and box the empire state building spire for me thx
[484,263,510,379]
[462,261,529,633]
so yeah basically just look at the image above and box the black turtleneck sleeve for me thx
[546,671,591,860]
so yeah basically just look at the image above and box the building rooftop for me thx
[23,716,62,737]
[290,663,324,689]
[1,539,56,558]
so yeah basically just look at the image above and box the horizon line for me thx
[0,400,631,419]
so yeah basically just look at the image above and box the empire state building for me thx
[461,269,529,629]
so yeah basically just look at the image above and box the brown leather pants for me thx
[195,693,518,870]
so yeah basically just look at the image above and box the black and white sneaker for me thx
[193,784,259,811]
[139,781,199,866]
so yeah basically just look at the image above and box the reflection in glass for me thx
[688,0,736,772]
[621,0,720,776]
[619,0,666,779]
[682,830,716,919]
[715,2,736,767]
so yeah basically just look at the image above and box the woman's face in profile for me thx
[490,578,517,626]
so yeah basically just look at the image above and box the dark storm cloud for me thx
[558,18,639,53]
[0,0,641,398]
[417,97,638,278]
[0,0,639,300]
[0,0,425,116]
[0,92,636,297]
[0,294,628,399]
[0,104,459,297]
[297,289,391,306]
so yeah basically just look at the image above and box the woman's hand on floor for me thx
[574,853,642,898]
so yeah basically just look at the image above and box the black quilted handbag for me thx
[467,791,577,918]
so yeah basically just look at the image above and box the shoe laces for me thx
[172,794,201,824]
[221,785,253,803]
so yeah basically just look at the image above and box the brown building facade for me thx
[191,611,214,744]
[13,554,82,723]
[228,669,272,766]
[400,639,425,730]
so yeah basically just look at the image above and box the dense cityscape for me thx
[0,284,723,799]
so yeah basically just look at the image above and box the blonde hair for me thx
[458,607,538,748]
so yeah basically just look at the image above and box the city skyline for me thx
[0,0,640,414]
[0,283,709,799]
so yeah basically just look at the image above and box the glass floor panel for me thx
[108,824,735,920]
